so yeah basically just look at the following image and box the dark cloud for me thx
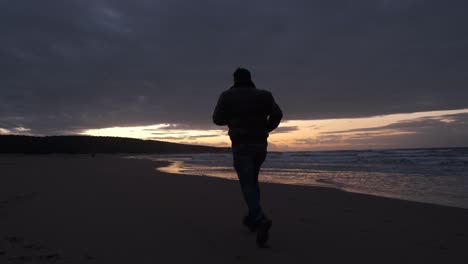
[186,134,222,140]
[1,0,468,135]
[150,131,221,141]
[149,135,219,141]
[323,113,468,134]
[143,124,190,131]
[270,126,299,134]
[151,131,174,135]
[148,136,183,141]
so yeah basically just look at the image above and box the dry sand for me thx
[0,155,467,263]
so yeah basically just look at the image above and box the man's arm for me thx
[267,93,283,132]
[213,92,229,126]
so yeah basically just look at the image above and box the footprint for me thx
[359,228,369,233]
[299,217,317,223]
[0,193,37,210]
[6,236,24,246]
[14,193,37,202]
[23,244,44,250]
[439,245,449,250]
[234,255,248,261]
[8,255,33,262]
[207,239,217,249]
[39,253,61,261]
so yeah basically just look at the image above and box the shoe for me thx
[256,218,272,248]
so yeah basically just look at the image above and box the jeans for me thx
[232,143,267,222]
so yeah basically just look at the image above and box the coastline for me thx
[1,154,467,263]
[145,156,468,210]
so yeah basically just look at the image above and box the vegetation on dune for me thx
[0,135,229,154]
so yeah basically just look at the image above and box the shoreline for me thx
[144,156,468,211]
[1,154,467,263]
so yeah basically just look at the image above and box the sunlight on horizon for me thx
[80,108,468,151]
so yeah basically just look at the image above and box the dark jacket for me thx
[213,83,283,145]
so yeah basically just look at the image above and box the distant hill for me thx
[0,135,230,154]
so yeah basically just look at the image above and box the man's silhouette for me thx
[213,68,283,247]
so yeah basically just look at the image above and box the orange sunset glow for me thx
[81,108,468,151]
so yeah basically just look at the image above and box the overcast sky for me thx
[1,0,467,149]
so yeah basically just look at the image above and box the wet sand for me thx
[1,155,467,263]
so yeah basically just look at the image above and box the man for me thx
[212,68,283,247]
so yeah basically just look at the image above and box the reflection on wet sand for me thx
[157,160,185,174]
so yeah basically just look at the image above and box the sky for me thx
[1,0,468,151]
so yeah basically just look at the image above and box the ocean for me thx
[130,148,468,209]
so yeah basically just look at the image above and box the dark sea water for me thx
[129,148,468,209]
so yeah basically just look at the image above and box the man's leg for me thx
[247,144,272,247]
[233,143,272,247]
[252,144,267,195]
[233,144,263,220]
[251,144,267,219]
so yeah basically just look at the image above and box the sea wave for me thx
[128,148,468,209]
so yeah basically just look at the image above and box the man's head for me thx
[233,68,252,84]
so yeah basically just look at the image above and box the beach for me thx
[1,155,467,263]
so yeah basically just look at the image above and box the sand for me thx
[0,155,467,263]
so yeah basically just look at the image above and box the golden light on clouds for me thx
[80,108,468,151]
[0,127,31,135]
[82,124,231,147]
